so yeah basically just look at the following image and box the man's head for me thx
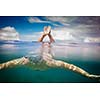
[47,26,51,32]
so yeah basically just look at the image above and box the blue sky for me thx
[0,16,53,34]
[0,16,100,42]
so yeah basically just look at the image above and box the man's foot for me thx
[43,26,51,35]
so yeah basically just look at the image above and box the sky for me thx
[0,16,100,42]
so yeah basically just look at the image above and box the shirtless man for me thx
[0,26,100,79]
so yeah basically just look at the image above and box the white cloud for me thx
[28,17,50,23]
[27,17,63,27]
[52,28,75,41]
[28,17,100,27]
[20,32,42,41]
[84,37,100,43]
[0,26,20,41]
[45,16,77,26]
[46,16,100,25]
[28,17,43,23]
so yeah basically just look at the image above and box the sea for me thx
[0,40,100,83]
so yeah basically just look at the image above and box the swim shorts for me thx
[25,51,43,64]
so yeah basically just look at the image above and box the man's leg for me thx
[38,26,55,43]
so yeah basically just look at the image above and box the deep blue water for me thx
[0,40,100,83]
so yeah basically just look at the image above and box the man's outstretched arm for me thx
[45,59,100,79]
[0,57,29,70]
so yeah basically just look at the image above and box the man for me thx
[0,26,100,79]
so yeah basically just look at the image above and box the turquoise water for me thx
[0,41,100,83]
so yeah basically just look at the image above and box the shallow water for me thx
[0,41,100,83]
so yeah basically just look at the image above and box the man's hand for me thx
[43,26,51,36]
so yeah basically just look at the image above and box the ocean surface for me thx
[0,40,100,83]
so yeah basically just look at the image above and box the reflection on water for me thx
[0,41,100,83]
[53,43,100,62]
